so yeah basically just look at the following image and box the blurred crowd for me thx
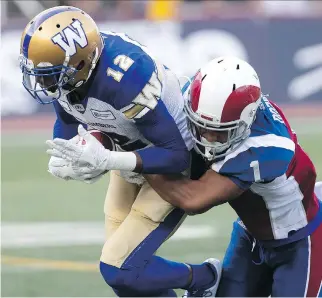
[2,0,322,27]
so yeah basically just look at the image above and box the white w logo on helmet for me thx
[52,20,88,56]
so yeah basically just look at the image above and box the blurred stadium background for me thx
[1,0,322,296]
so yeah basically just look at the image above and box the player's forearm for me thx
[145,170,244,214]
[144,174,213,215]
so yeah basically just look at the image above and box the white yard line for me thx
[1,222,216,273]
[1,221,216,248]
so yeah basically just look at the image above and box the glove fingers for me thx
[46,139,82,158]
[74,167,96,175]
[46,149,73,161]
[48,168,72,180]
[46,140,66,155]
[78,124,89,137]
[49,156,67,167]
[83,173,105,184]
[49,138,70,147]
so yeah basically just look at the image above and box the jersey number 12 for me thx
[106,55,134,82]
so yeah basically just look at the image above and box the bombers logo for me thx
[51,20,88,56]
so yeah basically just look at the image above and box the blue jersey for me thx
[53,31,193,174]
[212,97,319,241]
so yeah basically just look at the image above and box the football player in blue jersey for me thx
[144,57,322,297]
[19,6,221,297]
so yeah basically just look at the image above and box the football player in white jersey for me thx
[19,6,221,297]
[144,57,322,297]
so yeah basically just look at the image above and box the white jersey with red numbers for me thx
[212,97,319,240]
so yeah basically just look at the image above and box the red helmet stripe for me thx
[221,85,261,122]
[190,71,203,112]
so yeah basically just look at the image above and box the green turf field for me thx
[1,118,321,297]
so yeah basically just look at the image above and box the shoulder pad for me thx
[212,134,295,186]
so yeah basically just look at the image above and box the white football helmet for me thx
[185,56,262,160]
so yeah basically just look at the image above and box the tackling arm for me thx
[145,170,244,215]
[145,135,296,214]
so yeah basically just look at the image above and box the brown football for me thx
[87,130,116,151]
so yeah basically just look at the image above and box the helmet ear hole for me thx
[76,60,85,70]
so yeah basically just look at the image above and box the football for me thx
[86,130,116,151]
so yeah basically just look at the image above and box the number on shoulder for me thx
[106,55,134,82]
[250,160,262,182]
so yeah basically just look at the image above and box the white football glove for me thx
[48,134,80,180]
[48,155,75,181]
[46,125,112,180]
[47,133,105,184]
[48,155,104,184]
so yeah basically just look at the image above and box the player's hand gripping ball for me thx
[83,129,116,152]
[46,125,115,183]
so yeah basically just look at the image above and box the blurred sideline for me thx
[2,103,321,132]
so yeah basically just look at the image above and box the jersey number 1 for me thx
[250,160,262,182]
[106,55,134,82]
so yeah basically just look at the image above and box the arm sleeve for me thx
[135,100,190,174]
[117,53,190,174]
[52,101,82,139]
